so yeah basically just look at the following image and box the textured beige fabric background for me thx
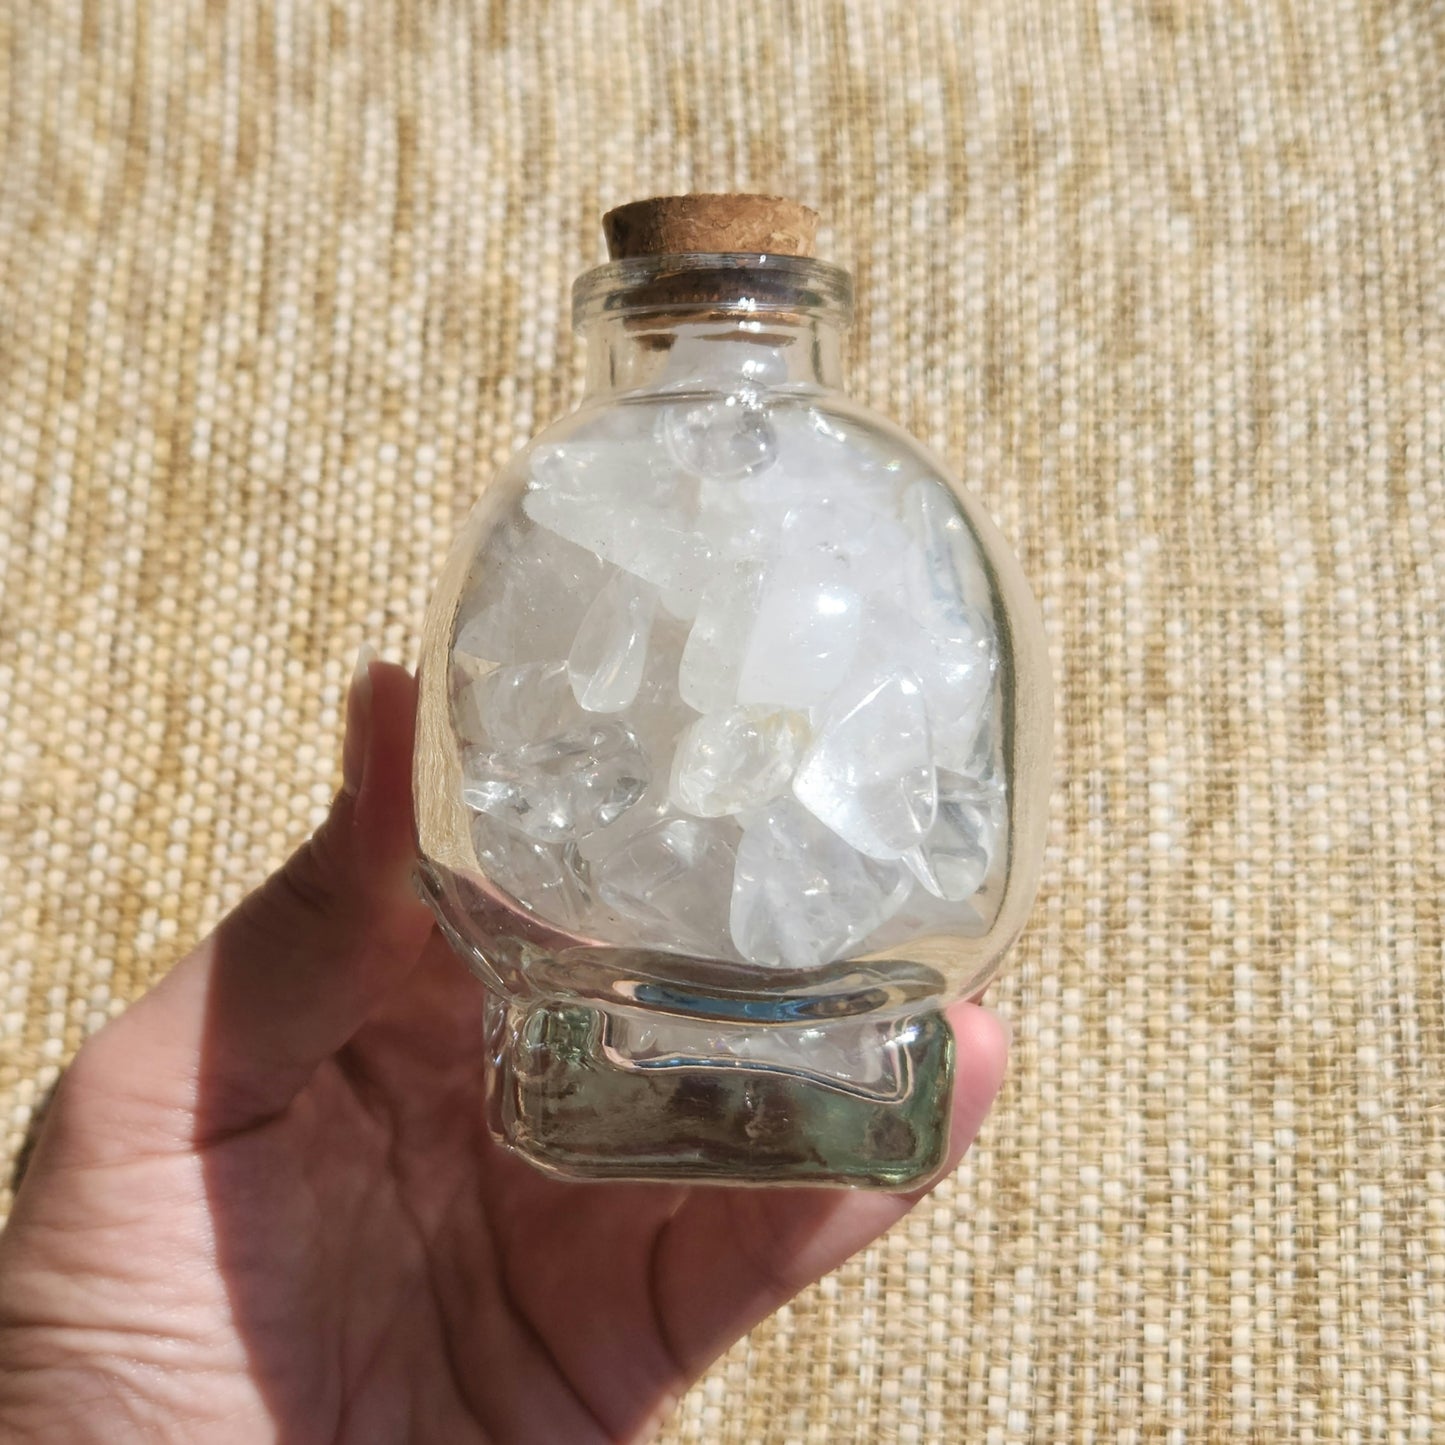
[2,0,1443,1439]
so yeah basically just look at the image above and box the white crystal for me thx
[659,585,702,621]
[523,432,714,594]
[606,615,696,773]
[594,816,739,957]
[729,799,909,969]
[461,721,649,842]
[568,572,657,712]
[692,413,911,586]
[863,884,989,951]
[678,559,766,712]
[902,479,990,635]
[695,474,778,565]
[455,518,612,665]
[737,557,863,708]
[456,661,581,747]
[851,598,995,773]
[750,408,905,520]
[572,625,701,871]
[663,394,778,480]
[574,773,673,868]
[777,497,910,600]
[917,625,995,771]
[650,332,793,393]
[670,706,809,818]
[905,770,1005,901]
[792,667,936,860]
[470,813,593,932]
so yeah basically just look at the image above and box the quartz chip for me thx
[461,722,650,842]
[455,661,582,748]
[729,799,909,969]
[852,598,995,774]
[568,572,657,712]
[863,885,989,951]
[904,769,1005,901]
[663,394,778,481]
[470,813,594,933]
[670,706,808,818]
[902,479,990,636]
[613,616,697,769]
[678,559,766,713]
[454,518,612,665]
[523,433,713,594]
[737,556,862,708]
[753,408,903,520]
[595,816,739,958]
[777,496,910,601]
[792,667,937,860]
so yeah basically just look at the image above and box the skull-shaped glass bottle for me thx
[414,195,1050,1189]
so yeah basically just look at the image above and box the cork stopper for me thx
[603,194,818,260]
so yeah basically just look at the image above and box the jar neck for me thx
[572,253,853,400]
[581,316,845,397]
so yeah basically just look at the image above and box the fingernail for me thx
[341,643,378,796]
[980,1005,1013,1053]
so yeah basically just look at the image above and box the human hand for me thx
[0,655,1008,1443]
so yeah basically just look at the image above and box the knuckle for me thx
[234,821,352,946]
[273,841,338,921]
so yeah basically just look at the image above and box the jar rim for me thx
[572,252,853,330]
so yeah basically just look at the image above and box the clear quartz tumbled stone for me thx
[594,815,740,957]
[568,572,657,712]
[729,799,910,968]
[454,517,612,666]
[905,769,1004,901]
[470,812,594,932]
[456,660,582,745]
[523,425,715,595]
[663,393,778,480]
[791,667,937,860]
[737,556,864,708]
[461,721,650,842]
[670,705,809,818]
[677,559,766,713]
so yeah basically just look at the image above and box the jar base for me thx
[487,998,956,1190]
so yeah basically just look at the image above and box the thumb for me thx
[75,651,436,1145]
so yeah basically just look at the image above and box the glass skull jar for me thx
[414,198,1050,1190]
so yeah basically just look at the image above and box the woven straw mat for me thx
[2,1,1442,1440]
